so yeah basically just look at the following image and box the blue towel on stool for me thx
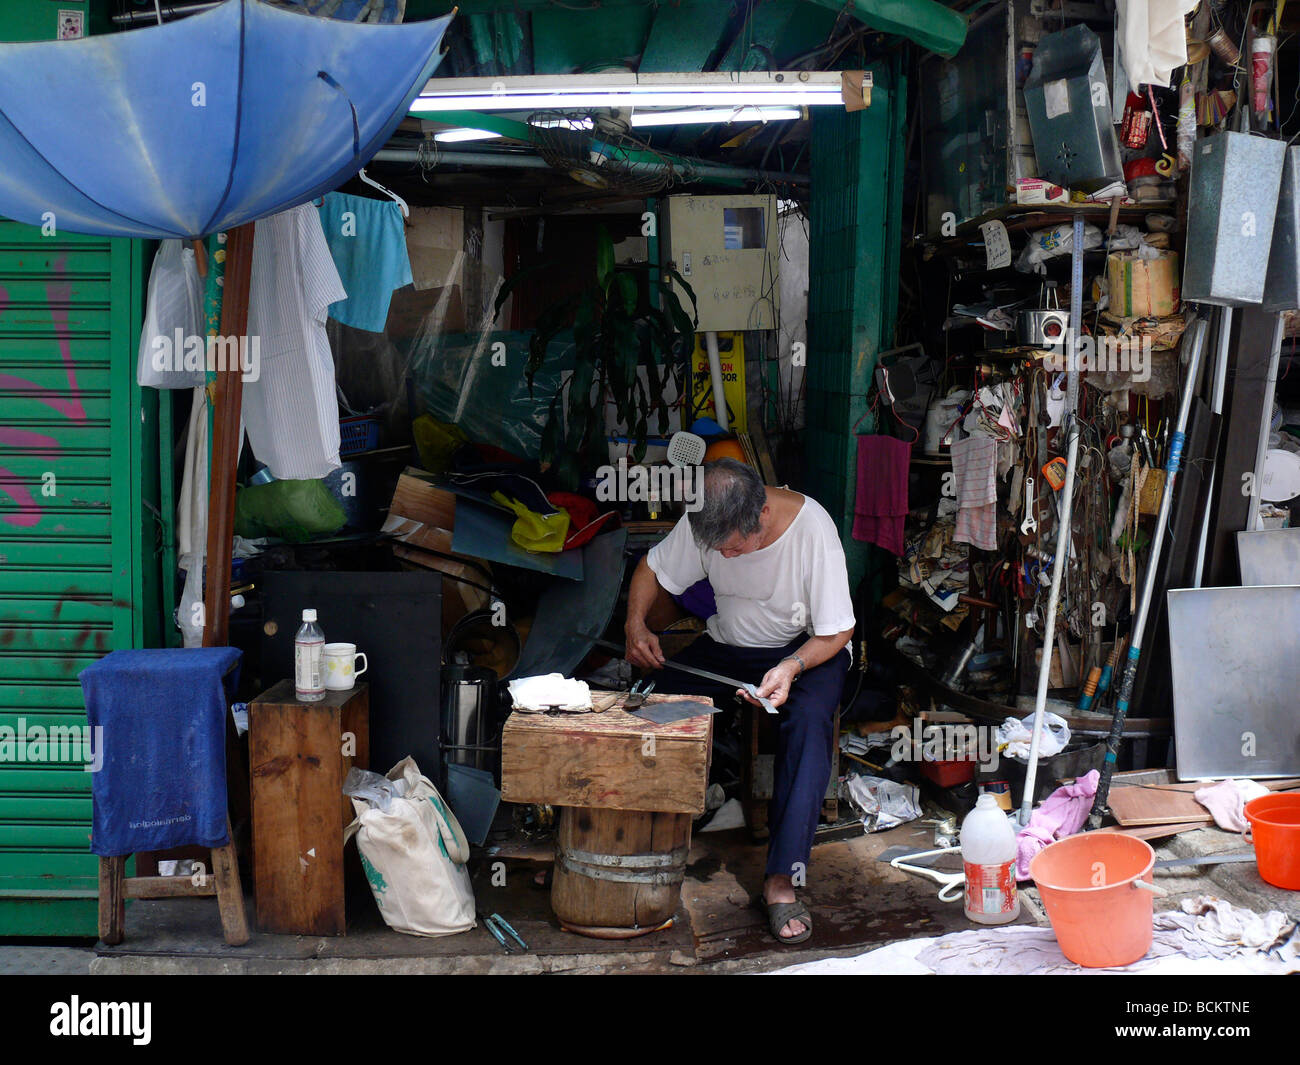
[80,647,241,857]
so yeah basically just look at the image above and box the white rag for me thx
[506,674,592,712]
[1117,0,1200,89]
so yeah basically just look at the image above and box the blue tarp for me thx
[0,0,451,239]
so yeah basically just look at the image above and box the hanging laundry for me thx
[950,433,998,552]
[317,191,413,333]
[851,434,911,556]
[242,204,346,480]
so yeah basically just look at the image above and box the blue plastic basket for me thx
[339,415,379,456]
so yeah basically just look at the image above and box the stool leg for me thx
[98,856,125,945]
[211,819,250,946]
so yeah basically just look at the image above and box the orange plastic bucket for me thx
[1029,833,1156,967]
[1244,794,1300,890]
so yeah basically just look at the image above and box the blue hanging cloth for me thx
[0,0,452,239]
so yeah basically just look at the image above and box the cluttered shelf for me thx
[915,200,1177,252]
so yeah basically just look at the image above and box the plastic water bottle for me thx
[960,793,1020,924]
[294,608,326,703]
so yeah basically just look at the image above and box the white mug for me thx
[323,642,367,691]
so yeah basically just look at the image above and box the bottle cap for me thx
[975,793,998,809]
[302,609,317,622]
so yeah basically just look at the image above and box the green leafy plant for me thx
[495,225,698,490]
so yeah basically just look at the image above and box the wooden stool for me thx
[98,816,249,946]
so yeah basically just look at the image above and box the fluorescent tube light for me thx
[433,128,504,143]
[629,106,802,127]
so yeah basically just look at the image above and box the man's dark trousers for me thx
[647,634,849,878]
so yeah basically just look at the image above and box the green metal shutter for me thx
[0,220,156,936]
[805,60,907,590]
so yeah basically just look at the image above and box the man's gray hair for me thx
[687,458,766,550]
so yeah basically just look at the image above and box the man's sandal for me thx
[757,898,813,945]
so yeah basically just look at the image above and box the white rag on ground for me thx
[767,896,1300,975]
[1193,778,1269,833]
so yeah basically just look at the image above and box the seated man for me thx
[624,458,855,945]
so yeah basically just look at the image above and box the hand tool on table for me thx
[622,680,655,710]
[480,912,528,953]
[592,638,778,713]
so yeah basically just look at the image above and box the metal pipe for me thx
[370,148,810,186]
[704,331,729,431]
[1245,315,1286,531]
[112,1,219,24]
[1018,416,1081,825]
[1191,307,1234,587]
[1088,316,1209,828]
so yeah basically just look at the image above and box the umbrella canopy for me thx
[0,0,451,239]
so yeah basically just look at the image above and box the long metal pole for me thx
[1017,214,1086,825]
[1088,315,1209,827]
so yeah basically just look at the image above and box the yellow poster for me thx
[688,332,747,432]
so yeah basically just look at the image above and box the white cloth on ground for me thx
[768,896,1300,975]
[241,204,346,480]
[1193,778,1269,833]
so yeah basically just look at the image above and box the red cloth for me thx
[852,434,911,555]
[547,491,619,550]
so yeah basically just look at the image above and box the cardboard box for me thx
[1108,251,1180,318]
[1016,178,1070,206]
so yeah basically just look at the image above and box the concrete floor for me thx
[2,821,1293,975]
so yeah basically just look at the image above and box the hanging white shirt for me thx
[647,494,856,649]
[241,204,346,480]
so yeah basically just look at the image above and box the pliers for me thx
[481,912,528,953]
[623,679,655,711]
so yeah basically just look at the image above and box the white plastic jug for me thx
[960,794,1020,925]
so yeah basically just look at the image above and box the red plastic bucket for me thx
[1244,793,1300,890]
[1029,833,1156,967]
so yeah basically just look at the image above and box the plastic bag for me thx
[345,756,476,938]
[233,479,345,541]
[997,711,1071,761]
[842,773,922,832]
[137,240,207,389]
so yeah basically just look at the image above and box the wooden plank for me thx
[97,855,124,945]
[124,875,218,899]
[501,693,713,815]
[388,471,457,530]
[249,682,369,936]
[1095,821,1207,841]
[1107,786,1213,826]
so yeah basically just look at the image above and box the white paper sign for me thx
[980,219,1012,270]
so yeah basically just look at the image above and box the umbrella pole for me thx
[202,223,255,648]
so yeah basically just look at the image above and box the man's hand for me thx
[624,622,666,670]
[738,659,799,710]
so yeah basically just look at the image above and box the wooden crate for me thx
[249,681,370,935]
[501,693,713,815]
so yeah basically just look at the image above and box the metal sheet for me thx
[1263,147,1300,311]
[630,700,719,725]
[1167,586,1300,780]
[1236,528,1300,586]
[1184,132,1287,307]
[508,529,627,680]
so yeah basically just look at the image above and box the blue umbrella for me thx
[0,0,452,239]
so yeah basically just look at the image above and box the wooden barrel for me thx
[551,806,691,938]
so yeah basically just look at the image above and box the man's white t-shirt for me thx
[646,494,856,649]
